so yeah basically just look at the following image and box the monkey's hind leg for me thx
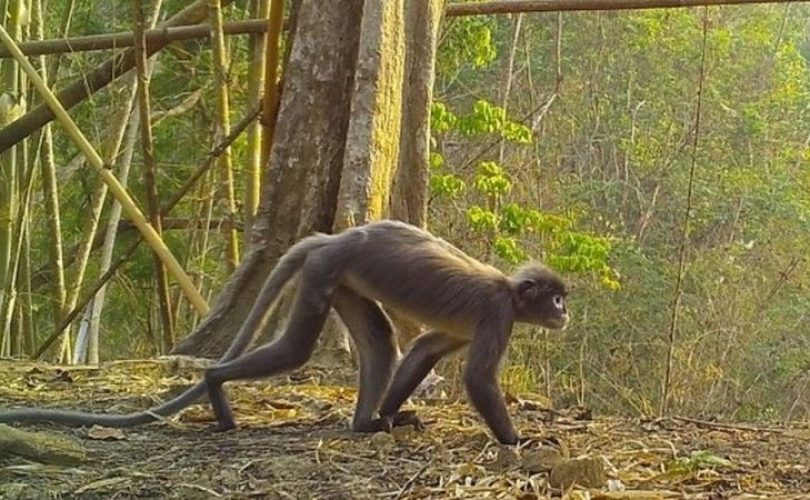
[203,266,336,431]
[331,287,402,433]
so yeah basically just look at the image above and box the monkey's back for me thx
[338,220,510,335]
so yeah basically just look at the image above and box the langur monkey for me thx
[0,220,569,445]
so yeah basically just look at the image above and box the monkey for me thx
[0,220,569,445]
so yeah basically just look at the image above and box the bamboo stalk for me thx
[8,136,37,357]
[133,0,174,351]
[34,240,142,360]
[85,104,141,364]
[29,102,261,292]
[208,0,240,272]
[58,73,143,359]
[259,0,284,170]
[498,13,522,164]
[243,0,270,241]
[121,218,242,231]
[46,0,75,81]
[0,24,210,316]
[660,6,710,417]
[30,0,69,360]
[188,165,217,333]
[31,103,259,360]
[62,186,110,361]
[0,0,24,356]
[57,67,143,362]
[18,225,33,355]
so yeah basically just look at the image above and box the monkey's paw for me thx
[354,410,426,434]
[208,419,237,433]
[387,410,426,431]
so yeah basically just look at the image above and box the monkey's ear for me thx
[516,279,539,300]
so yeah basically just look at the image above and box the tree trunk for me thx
[390,0,445,229]
[333,0,405,230]
[173,0,444,360]
[173,0,363,356]
[314,0,446,362]
[388,0,446,352]
[315,0,406,362]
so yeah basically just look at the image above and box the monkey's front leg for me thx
[379,331,466,423]
[463,312,521,445]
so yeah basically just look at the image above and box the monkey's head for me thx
[509,263,569,329]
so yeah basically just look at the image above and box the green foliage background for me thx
[11,1,810,421]
[430,3,810,420]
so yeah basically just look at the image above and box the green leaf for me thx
[466,206,498,233]
[493,236,527,264]
[473,161,512,197]
[430,173,466,199]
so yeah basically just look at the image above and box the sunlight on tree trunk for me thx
[314,0,407,363]
[316,0,446,363]
[333,0,404,229]
[388,0,446,353]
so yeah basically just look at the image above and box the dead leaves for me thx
[1,359,810,498]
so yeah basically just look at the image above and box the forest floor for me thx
[0,358,809,499]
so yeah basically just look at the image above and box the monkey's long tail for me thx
[0,234,330,427]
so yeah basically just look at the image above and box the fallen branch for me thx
[0,423,85,465]
[673,416,791,434]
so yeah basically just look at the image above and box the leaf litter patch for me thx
[0,359,808,499]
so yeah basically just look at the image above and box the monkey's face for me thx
[513,278,570,330]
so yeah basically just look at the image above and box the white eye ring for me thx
[552,295,564,309]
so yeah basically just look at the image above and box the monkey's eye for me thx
[552,294,564,309]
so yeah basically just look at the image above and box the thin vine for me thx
[660,5,710,417]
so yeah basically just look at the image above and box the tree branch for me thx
[446,0,806,16]
[0,19,268,58]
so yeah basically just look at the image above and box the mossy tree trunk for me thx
[320,0,447,359]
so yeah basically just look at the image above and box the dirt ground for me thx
[1,359,809,499]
